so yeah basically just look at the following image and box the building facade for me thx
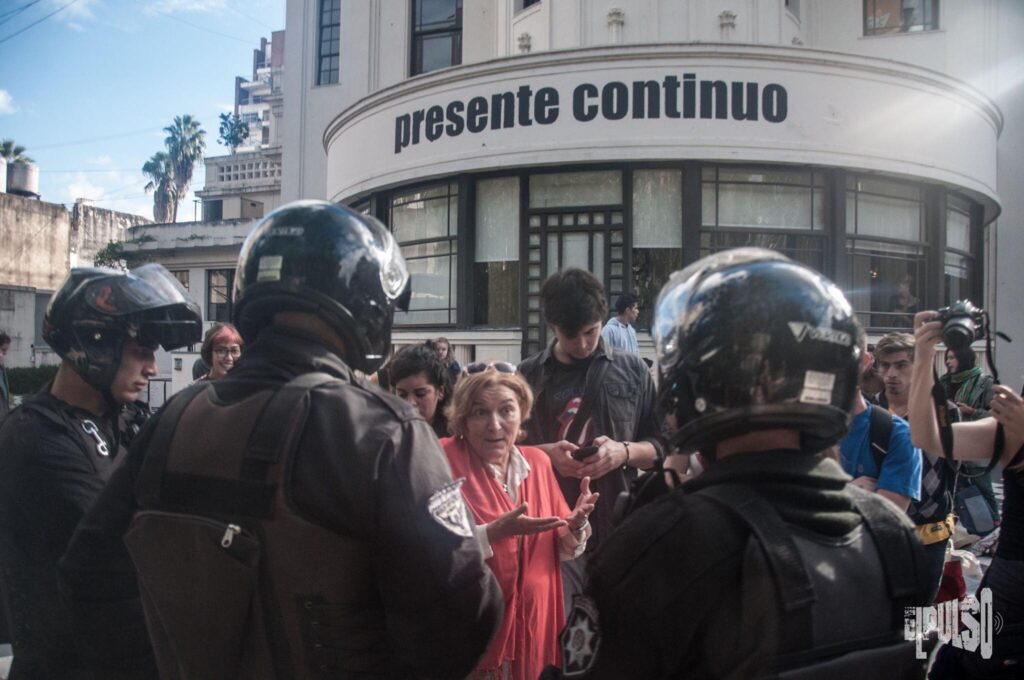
[284,0,1023,374]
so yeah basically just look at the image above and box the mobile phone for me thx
[572,445,600,461]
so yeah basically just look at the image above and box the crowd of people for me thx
[0,200,1020,679]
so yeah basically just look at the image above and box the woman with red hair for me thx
[195,323,244,381]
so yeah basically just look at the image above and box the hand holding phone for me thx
[571,444,600,461]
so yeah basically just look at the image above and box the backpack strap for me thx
[239,372,338,483]
[136,382,213,507]
[867,404,893,475]
[694,484,816,613]
[850,489,926,604]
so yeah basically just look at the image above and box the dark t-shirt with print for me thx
[536,355,596,505]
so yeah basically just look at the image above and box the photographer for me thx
[910,310,1024,677]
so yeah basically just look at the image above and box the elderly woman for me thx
[195,323,243,382]
[442,364,598,680]
[389,343,451,438]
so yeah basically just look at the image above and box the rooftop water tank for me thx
[7,161,40,198]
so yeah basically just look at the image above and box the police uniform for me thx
[560,450,931,679]
[554,249,932,679]
[60,201,503,679]
[0,387,147,678]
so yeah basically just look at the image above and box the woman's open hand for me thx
[566,476,599,532]
[486,503,566,543]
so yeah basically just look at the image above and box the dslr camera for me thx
[935,300,985,351]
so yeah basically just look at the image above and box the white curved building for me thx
[282,0,1024,372]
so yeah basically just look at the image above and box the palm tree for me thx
[163,115,206,222]
[0,138,33,163]
[142,151,176,223]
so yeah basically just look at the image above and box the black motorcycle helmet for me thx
[233,200,411,373]
[44,264,203,394]
[653,248,861,456]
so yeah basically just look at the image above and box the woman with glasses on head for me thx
[389,343,451,438]
[195,323,244,382]
[442,363,599,680]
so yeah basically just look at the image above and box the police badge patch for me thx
[427,479,474,538]
[561,595,601,677]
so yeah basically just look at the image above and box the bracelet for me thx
[623,441,631,467]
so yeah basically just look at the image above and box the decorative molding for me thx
[518,32,532,53]
[607,7,625,45]
[719,10,737,29]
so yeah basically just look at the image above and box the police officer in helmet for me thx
[0,264,201,678]
[554,249,931,679]
[59,200,502,678]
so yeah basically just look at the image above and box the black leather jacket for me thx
[59,325,502,679]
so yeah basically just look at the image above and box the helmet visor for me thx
[136,319,202,351]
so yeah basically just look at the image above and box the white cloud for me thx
[149,0,227,14]
[0,90,15,115]
[66,175,107,202]
[218,103,235,113]
[51,0,99,23]
[89,154,113,166]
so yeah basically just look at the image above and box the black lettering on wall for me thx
[663,76,681,118]
[573,83,599,121]
[467,96,489,133]
[763,84,788,123]
[682,74,696,119]
[395,114,411,154]
[603,81,629,120]
[535,87,559,124]
[425,105,445,141]
[517,85,535,126]
[731,82,758,121]
[700,80,728,120]
[446,100,465,136]
[491,91,515,130]
[633,80,661,119]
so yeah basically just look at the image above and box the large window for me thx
[391,183,459,325]
[411,0,462,76]
[701,166,825,272]
[632,170,682,329]
[945,195,976,306]
[844,176,926,329]
[317,0,340,85]
[207,269,234,323]
[864,0,939,36]
[170,270,190,291]
[474,177,520,326]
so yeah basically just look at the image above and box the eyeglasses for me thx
[466,361,516,375]
[212,346,242,358]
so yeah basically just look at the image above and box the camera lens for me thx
[942,317,976,352]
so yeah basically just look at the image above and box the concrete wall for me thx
[0,193,71,291]
[0,192,152,290]
[69,200,151,269]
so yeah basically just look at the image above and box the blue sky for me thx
[0,0,286,220]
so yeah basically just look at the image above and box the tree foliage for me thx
[142,151,176,223]
[0,138,33,163]
[142,115,206,223]
[218,112,250,154]
[164,115,206,222]
[93,240,128,270]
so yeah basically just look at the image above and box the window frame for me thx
[410,0,463,77]
[316,0,340,86]
[388,181,460,327]
[864,0,939,36]
[206,268,235,324]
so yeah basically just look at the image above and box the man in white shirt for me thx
[601,294,640,356]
